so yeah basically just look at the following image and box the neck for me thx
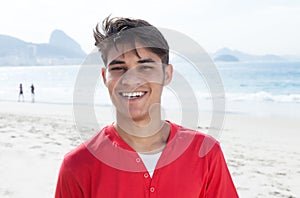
[114,119,170,153]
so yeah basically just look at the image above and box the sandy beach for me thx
[0,101,299,198]
[221,114,300,198]
[0,102,79,198]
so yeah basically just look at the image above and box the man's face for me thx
[102,44,172,124]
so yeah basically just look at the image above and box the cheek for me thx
[151,84,164,98]
[105,77,119,94]
[106,81,115,93]
[104,73,116,86]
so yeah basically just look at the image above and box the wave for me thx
[164,89,300,104]
[226,92,300,103]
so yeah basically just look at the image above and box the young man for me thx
[55,16,238,197]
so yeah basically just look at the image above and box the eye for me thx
[139,65,154,70]
[109,66,127,72]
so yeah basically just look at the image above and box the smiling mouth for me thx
[120,91,147,99]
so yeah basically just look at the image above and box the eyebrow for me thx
[108,60,125,66]
[108,58,156,66]
[138,58,156,64]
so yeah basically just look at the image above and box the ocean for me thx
[0,61,299,119]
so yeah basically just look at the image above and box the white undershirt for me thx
[138,151,162,178]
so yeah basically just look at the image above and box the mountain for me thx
[213,54,239,62]
[0,30,86,66]
[49,29,86,57]
[213,47,287,62]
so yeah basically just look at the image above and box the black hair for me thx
[93,16,169,66]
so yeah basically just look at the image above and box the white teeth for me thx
[121,92,145,98]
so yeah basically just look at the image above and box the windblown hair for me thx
[93,16,169,66]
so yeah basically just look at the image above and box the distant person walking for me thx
[30,84,35,103]
[18,83,24,102]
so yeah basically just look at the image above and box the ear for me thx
[163,64,173,86]
[101,67,108,87]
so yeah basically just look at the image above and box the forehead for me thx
[106,43,161,65]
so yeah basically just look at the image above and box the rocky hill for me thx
[213,47,286,62]
[0,30,86,66]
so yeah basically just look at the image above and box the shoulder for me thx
[168,121,218,144]
[62,144,94,171]
[62,125,114,170]
[168,121,221,157]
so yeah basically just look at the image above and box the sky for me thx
[1,0,300,55]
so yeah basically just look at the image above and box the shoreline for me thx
[2,96,299,119]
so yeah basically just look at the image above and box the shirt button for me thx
[150,187,155,193]
[144,173,149,178]
[136,158,141,163]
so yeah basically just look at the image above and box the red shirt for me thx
[55,121,238,197]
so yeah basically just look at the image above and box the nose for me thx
[120,67,145,86]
